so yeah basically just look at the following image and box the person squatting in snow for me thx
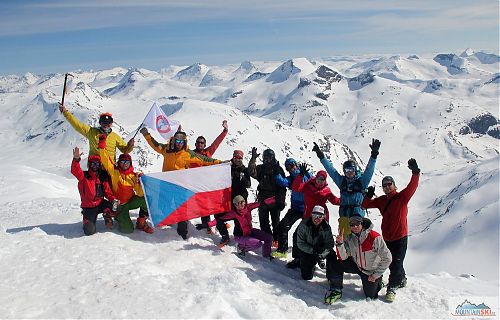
[71,146,118,235]
[98,134,154,234]
[196,195,275,260]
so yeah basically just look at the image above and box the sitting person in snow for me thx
[324,215,392,304]
[71,147,118,236]
[196,195,274,260]
[98,134,153,234]
[295,205,336,282]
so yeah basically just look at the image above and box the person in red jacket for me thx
[191,120,229,233]
[287,164,340,269]
[362,158,420,302]
[71,147,117,236]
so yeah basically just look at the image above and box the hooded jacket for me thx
[275,169,312,211]
[71,156,116,208]
[144,134,221,171]
[98,139,143,204]
[336,219,392,279]
[291,174,340,220]
[296,218,334,258]
[362,173,420,241]
[320,156,376,218]
[62,109,132,162]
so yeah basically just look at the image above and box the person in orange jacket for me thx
[59,103,134,162]
[71,147,117,235]
[140,128,222,239]
[98,134,153,234]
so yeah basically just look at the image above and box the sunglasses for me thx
[344,168,355,173]
[382,182,393,187]
[350,222,361,227]
[196,140,206,144]
[175,139,185,144]
[316,176,325,181]
[89,161,100,166]
[311,214,324,220]
[235,201,246,206]
[119,160,131,164]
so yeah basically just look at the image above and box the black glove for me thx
[312,142,325,160]
[365,186,375,199]
[408,158,420,174]
[369,139,381,159]
[299,163,308,176]
[195,223,208,230]
[251,147,260,159]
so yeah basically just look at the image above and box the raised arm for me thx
[205,120,228,155]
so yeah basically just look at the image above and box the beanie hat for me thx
[349,215,363,224]
[118,153,132,162]
[233,150,244,159]
[284,158,297,168]
[316,170,327,179]
[382,176,396,187]
[99,113,113,125]
[232,195,245,205]
[87,155,101,164]
[312,205,325,216]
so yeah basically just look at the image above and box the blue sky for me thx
[1,0,498,75]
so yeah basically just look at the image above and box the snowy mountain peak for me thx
[267,58,316,83]
[174,63,209,85]
[237,61,256,72]
[460,48,475,57]
[102,67,147,96]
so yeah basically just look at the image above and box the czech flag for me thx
[141,163,231,227]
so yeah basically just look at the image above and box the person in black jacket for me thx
[295,205,336,280]
[248,147,287,246]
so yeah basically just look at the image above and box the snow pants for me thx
[235,228,273,257]
[328,257,383,299]
[116,196,148,234]
[385,236,408,289]
[276,208,303,253]
[298,250,336,280]
[258,203,281,241]
[82,200,113,236]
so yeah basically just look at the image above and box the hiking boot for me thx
[218,235,230,248]
[271,251,288,259]
[324,289,342,304]
[237,246,246,256]
[385,288,396,302]
[286,258,300,269]
[136,217,154,234]
[272,240,279,248]
[206,227,214,235]
[317,259,326,270]
[103,213,113,230]
[396,277,407,289]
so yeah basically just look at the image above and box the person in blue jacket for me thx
[271,158,313,258]
[312,139,381,235]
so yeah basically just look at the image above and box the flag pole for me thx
[131,102,156,140]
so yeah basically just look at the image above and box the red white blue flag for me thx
[141,163,232,227]
[142,102,180,141]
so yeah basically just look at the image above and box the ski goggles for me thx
[311,213,325,220]
[343,167,355,173]
[350,221,362,227]
[174,139,185,144]
[118,159,131,164]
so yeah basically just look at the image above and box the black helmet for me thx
[343,160,357,171]
[262,149,275,163]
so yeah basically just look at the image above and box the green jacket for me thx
[296,218,334,258]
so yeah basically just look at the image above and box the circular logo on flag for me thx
[156,115,171,133]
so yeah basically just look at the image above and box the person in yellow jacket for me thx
[59,103,134,162]
[140,128,222,239]
[98,134,153,234]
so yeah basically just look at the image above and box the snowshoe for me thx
[324,289,342,304]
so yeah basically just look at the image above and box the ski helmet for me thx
[262,149,275,163]
[342,160,357,171]
[284,158,296,168]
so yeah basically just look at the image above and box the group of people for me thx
[60,103,420,304]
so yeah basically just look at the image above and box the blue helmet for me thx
[285,158,297,168]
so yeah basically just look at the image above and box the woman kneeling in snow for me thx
[197,195,274,260]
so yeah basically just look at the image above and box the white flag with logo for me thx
[142,102,180,142]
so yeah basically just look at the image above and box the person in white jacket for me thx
[324,215,392,304]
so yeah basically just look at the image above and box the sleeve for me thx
[103,181,116,201]
[210,210,238,226]
[205,128,228,156]
[327,192,340,206]
[70,159,84,181]
[242,168,251,188]
[115,134,133,154]
[296,223,314,255]
[318,226,335,257]
[248,158,258,179]
[247,202,261,212]
[63,110,91,138]
[275,173,290,187]
[336,240,350,260]
[362,195,385,211]
[185,150,221,167]
[360,156,377,189]
[144,134,167,155]
[98,143,118,184]
[372,236,392,278]
[397,173,420,203]
[320,157,343,188]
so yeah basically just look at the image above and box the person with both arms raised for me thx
[362,158,421,302]
[312,139,380,235]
